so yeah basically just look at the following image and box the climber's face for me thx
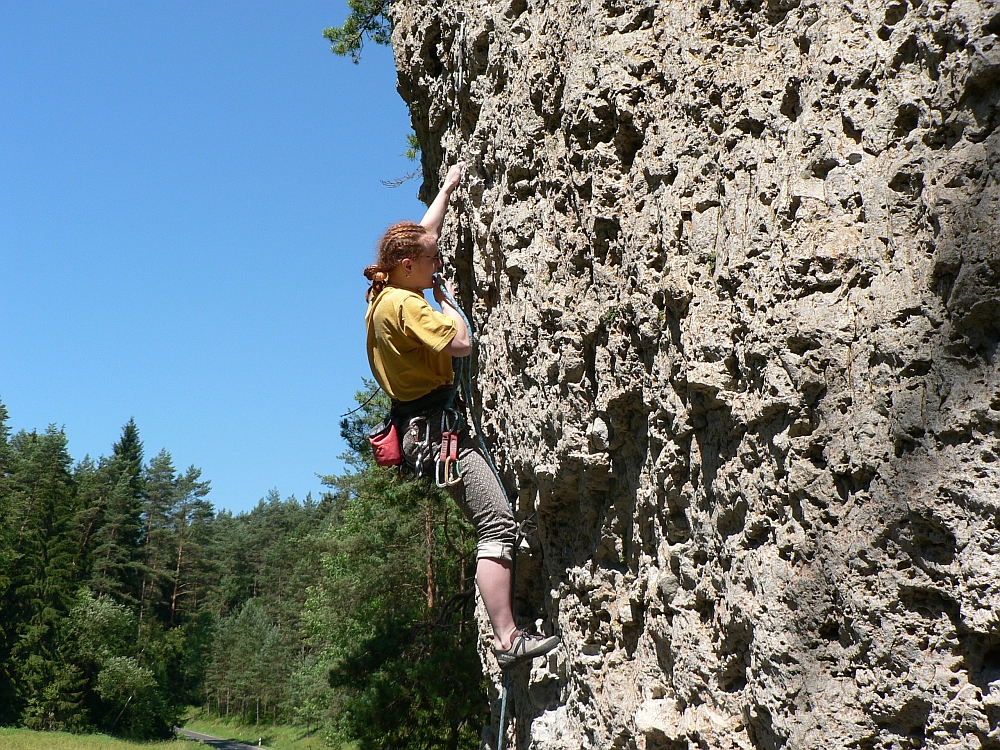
[408,234,442,290]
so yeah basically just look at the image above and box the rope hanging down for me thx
[436,275,519,750]
[436,276,511,512]
[445,18,531,729]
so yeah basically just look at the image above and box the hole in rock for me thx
[811,157,840,179]
[615,120,645,169]
[894,103,920,137]
[885,1,907,25]
[780,80,801,121]
[888,169,924,197]
[842,115,863,142]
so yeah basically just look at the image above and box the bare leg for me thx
[477,557,517,650]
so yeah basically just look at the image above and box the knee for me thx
[477,540,514,562]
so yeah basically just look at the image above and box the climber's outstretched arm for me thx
[420,162,464,239]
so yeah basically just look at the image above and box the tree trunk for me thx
[459,526,466,634]
[75,504,102,571]
[139,493,161,628]
[425,500,435,609]
[170,506,187,625]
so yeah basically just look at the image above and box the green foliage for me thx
[304,382,485,748]
[62,588,135,667]
[94,657,156,711]
[0,381,490,746]
[0,409,204,738]
[20,662,87,733]
[322,0,392,63]
[328,619,484,750]
[3,424,80,726]
[204,600,286,723]
[405,134,421,161]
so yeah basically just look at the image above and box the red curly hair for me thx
[364,221,430,301]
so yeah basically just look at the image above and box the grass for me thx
[180,708,337,750]
[0,727,202,749]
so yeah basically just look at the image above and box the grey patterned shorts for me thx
[400,408,516,561]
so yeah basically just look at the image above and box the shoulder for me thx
[381,286,423,304]
[399,290,433,314]
[371,286,419,313]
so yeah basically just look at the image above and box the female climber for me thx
[363,162,560,668]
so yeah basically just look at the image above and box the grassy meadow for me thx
[0,727,202,749]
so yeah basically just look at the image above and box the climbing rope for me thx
[454,11,466,103]
[436,277,520,750]
[498,672,513,749]
[436,278,511,511]
[443,18,519,741]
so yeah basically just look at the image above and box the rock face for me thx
[391,1,1000,748]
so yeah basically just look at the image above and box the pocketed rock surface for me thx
[390,0,1000,747]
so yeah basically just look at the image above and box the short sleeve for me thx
[399,295,458,353]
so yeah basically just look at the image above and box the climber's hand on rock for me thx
[421,164,465,235]
[443,162,465,194]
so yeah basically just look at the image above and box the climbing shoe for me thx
[493,631,561,669]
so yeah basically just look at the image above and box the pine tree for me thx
[166,466,211,625]
[138,450,177,626]
[3,427,82,724]
[303,383,485,748]
[91,419,146,603]
[0,398,17,721]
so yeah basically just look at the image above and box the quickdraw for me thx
[435,408,463,487]
[409,416,431,478]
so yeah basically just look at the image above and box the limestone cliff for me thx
[391,0,1000,747]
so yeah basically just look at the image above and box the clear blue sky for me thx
[1,2,426,512]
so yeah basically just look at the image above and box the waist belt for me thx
[391,385,458,422]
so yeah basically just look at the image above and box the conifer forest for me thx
[0,387,486,748]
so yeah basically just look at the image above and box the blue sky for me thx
[1,2,426,512]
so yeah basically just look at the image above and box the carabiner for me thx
[435,430,463,487]
[410,416,429,446]
[409,416,430,478]
[440,408,461,435]
[436,454,463,487]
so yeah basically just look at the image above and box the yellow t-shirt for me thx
[366,285,457,402]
